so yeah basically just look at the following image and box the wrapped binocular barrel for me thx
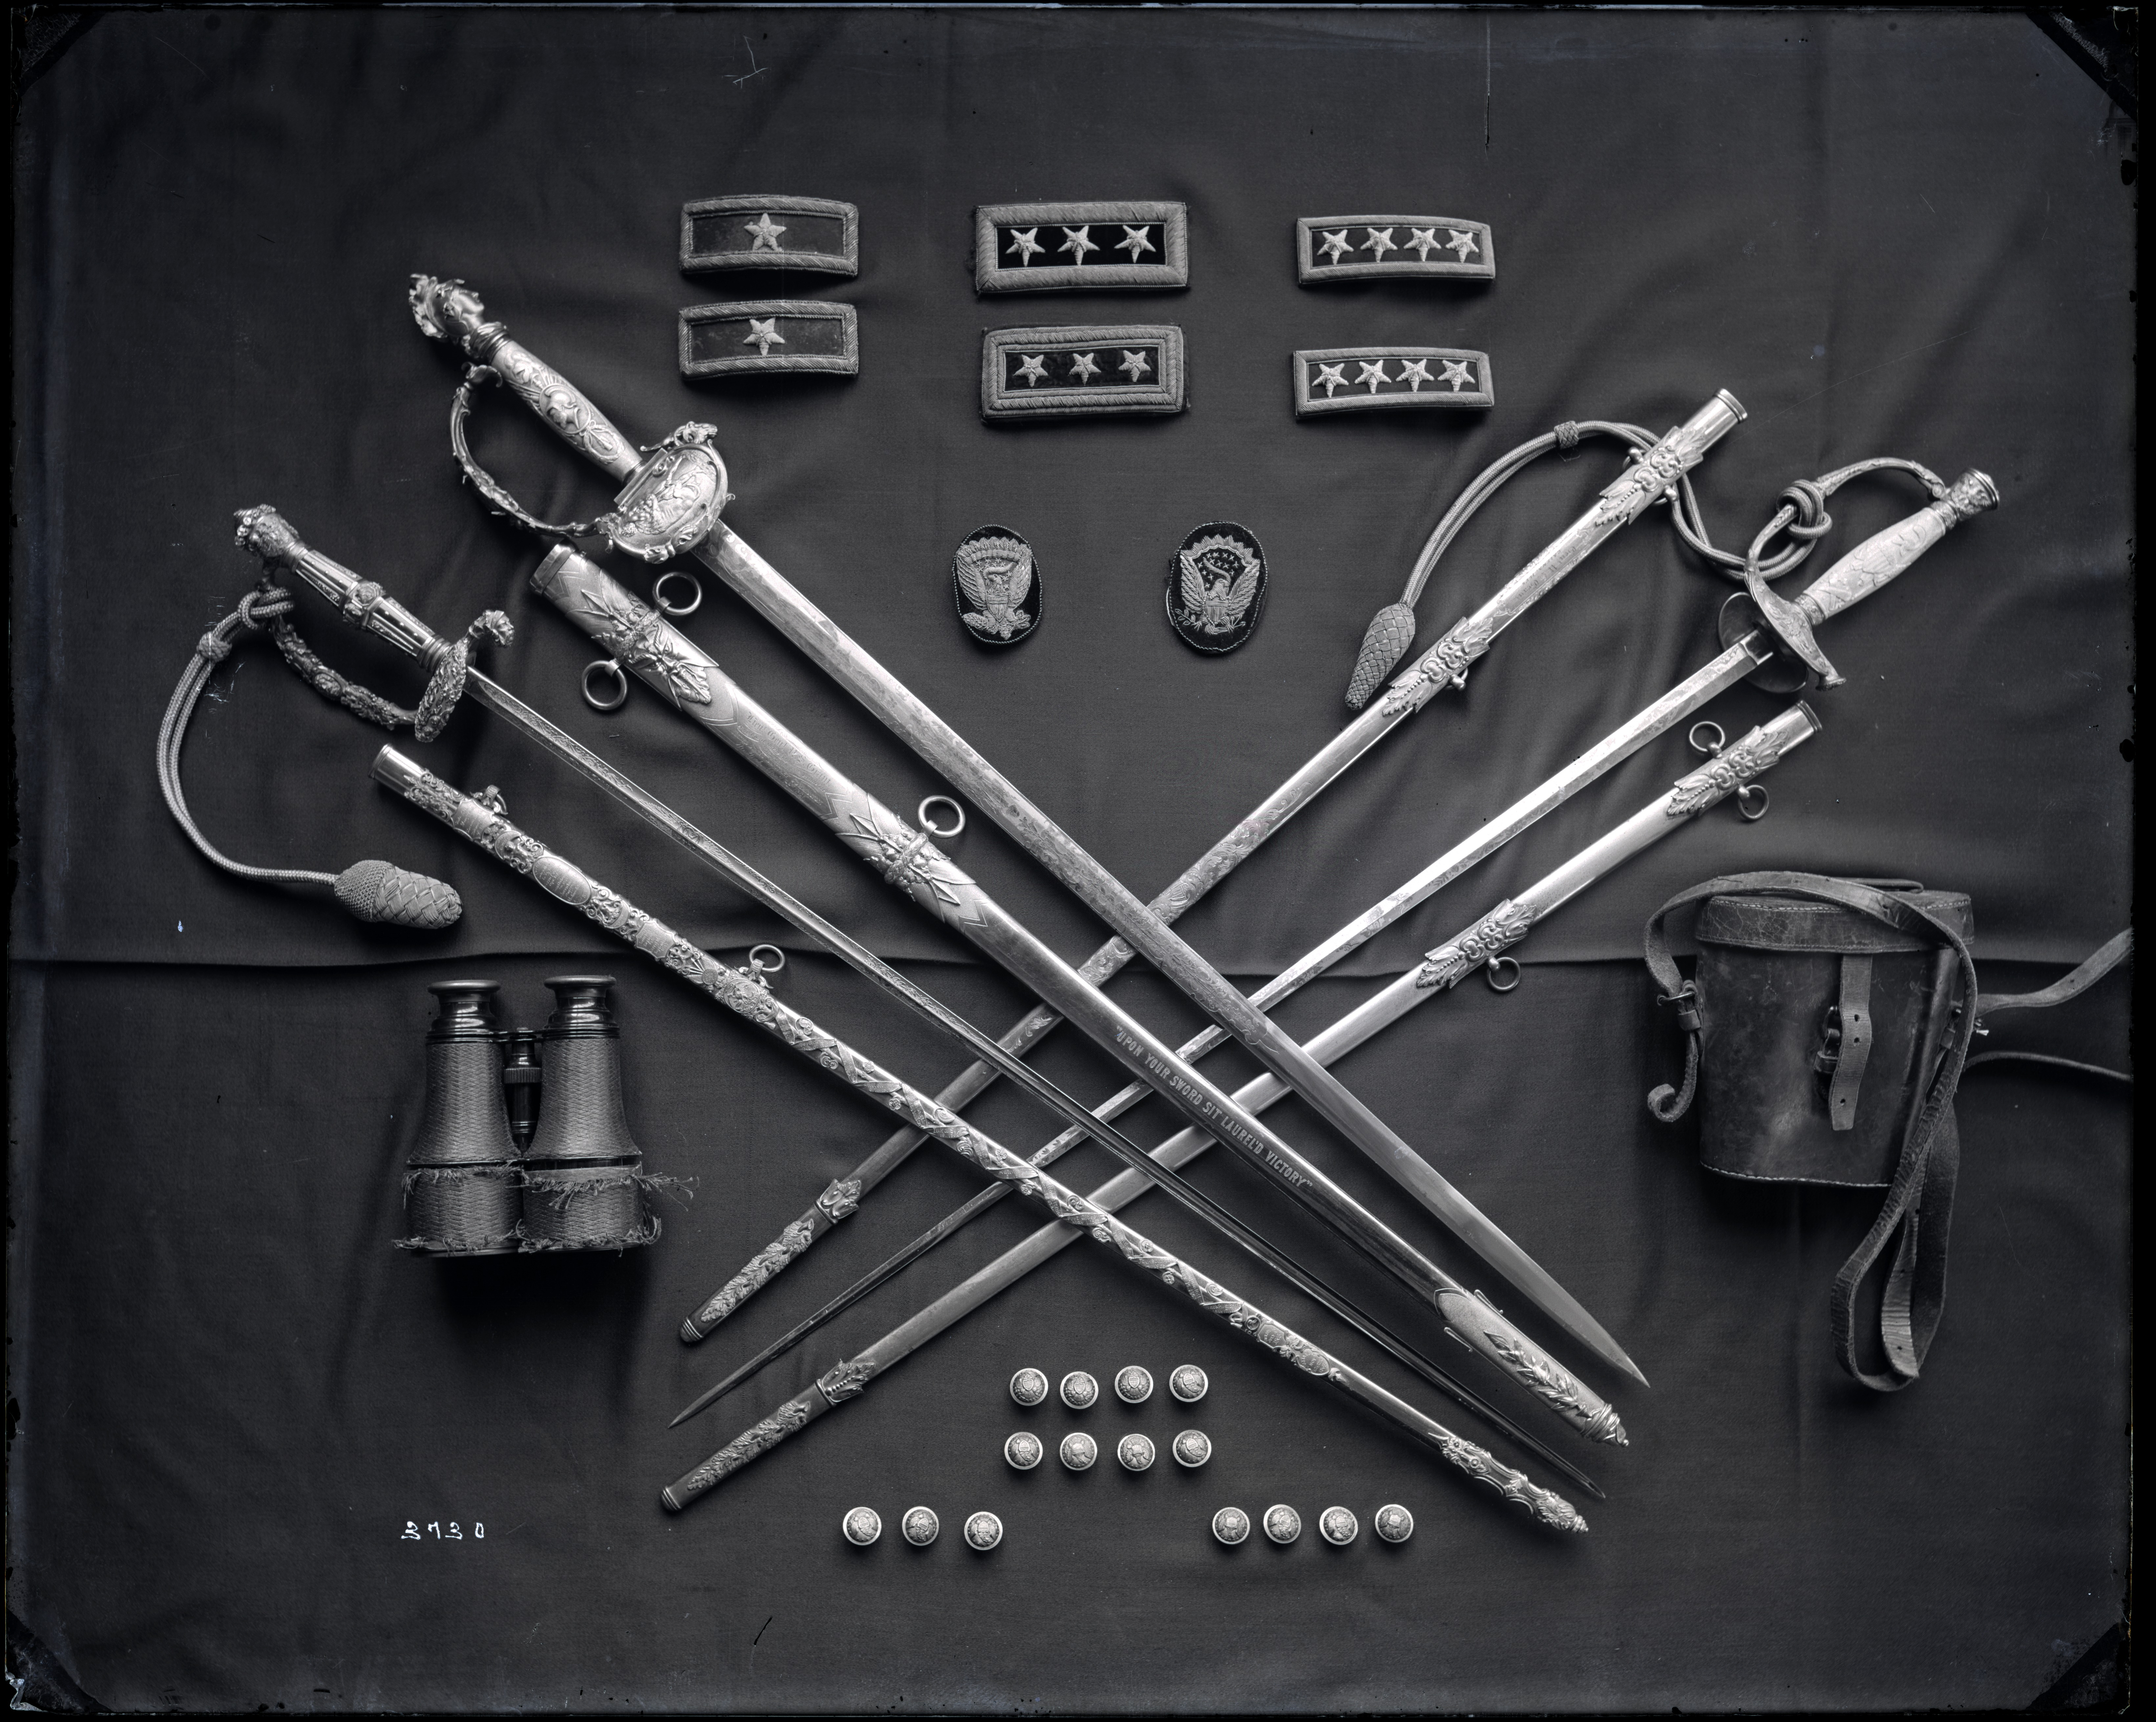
[399,975,670,1255]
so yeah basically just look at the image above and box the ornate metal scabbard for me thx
[364,749,1586,1534]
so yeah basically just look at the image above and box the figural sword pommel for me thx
[409,275,505,360]
[1736,469,1998,690]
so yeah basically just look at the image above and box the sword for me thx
[409,277,1739,1378]
[233,509,1594,1462]
[665,463,1991,1339]
[368,748,1589,1535]
[671,705,1820,1432]
[519,547,1634,1413]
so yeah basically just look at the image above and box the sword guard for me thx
[1717,592,1814,695]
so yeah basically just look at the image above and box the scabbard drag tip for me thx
[679,1317,709,1344]
[334,858,462,930]
[1344,602,1418,709]
[659,1486,684,1513]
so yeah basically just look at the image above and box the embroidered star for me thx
[1356,359,1391,393]
[1059,225,1098,261]
[1439,358,1478,392]
[1317,228,1353,264]
[1006,227,1044,265]
[743,213,787,253]
[1363,227,1398,260]
[1068,351,1101,382]
[1118,349,1151,381]
[1407,227,1442,262]
[1115,224,1156,260]
[1312,362,1348,398]
[1396,359,1434,393]
[741,317,786,356]
[1444,227,1481,260]
[1015,354,1049,386]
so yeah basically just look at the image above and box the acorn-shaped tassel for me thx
[1344,603,1418,709]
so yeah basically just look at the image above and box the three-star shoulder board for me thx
[680,300,859,379]
[982,325,1185,421]
[681,195,859,277]
[1293,347,1493,417]
[1295,215,1495,283]
[976,201,1189,293]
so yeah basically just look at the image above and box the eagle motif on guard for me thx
[1165,523,1269,654]
[952,527,1042,646]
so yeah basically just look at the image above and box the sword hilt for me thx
[1438,1289,1628,1445]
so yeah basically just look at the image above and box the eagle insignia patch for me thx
[952,526,1042,647]
[1166,523,1268,655]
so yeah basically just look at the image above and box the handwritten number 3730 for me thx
[401,1521,483,1540]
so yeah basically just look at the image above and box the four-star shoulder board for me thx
[975,201,1189,293]
[1295,215,1494,284]
[680,300,859,379]
[1293,346,1493,417]
[681,195,860,277]
[981,324,1186,421]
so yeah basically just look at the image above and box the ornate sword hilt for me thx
[231,505,511,743]
[1437,1288,1628,1445]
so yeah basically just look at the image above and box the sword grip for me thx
[409,275,642,482]
[1800,470,1998,626]
[661,1385,832,1510]
[1437,1289,1628,1445]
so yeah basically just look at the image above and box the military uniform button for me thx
[1004,1431,1044,1470]
[1058,1432,1098,1471]
[1374,1503,1415,1544]
[1211,1507,1251,1546]
[1169,1364,1209,1403]
[1116,1433,1156,1471]
[1114,1365,1154,1404]
[1171,1429,1212,1468]
[841,1507,883,1547]
[1059,1370,1099,1409]
[964,1511,1004,1551]
[901,1506,940,1547]
[1262,1504,1302,1545]
[1319,1506,1358,1546]
[1008,1367,1048,1407]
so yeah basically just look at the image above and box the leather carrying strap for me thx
[1644,871,2130,1392]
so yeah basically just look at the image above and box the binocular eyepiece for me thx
[400,975,663,1256]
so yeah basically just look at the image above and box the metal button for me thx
[964,1511,1004,1551]
[1059,1370,1099,1409]
[1004,1431,1044,1471]
[1059,1432,1098,1471]
[1169,1364,1209,1404]
[1319,1506,1359,1546]
[1008,1367,1048,1407]
[1374,1503,1415,1544]
[901,1506,940,1547]
[1211,1507,1251,1546]
[841,1507,882,1547]
[1113,1365,1154,1404]
[1170,1429,1212,1469]
[1262,1504,1302,1545]
[1116,1433,1156,1472]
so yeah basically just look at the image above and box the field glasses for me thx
[401,974,663,1256]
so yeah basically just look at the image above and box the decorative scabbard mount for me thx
[1293,347,1494,417]
[680,195,859,277]
[980,324,1186,421]
[974,201,1190,293]
[679,300,859,380]
[1296,215,1495,284]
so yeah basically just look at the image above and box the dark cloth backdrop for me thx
[9,9,2133,1712]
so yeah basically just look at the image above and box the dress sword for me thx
[367,747,1591,1536]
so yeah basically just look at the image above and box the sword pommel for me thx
[409,275,504,360]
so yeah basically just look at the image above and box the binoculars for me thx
[401,974,663,1256]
